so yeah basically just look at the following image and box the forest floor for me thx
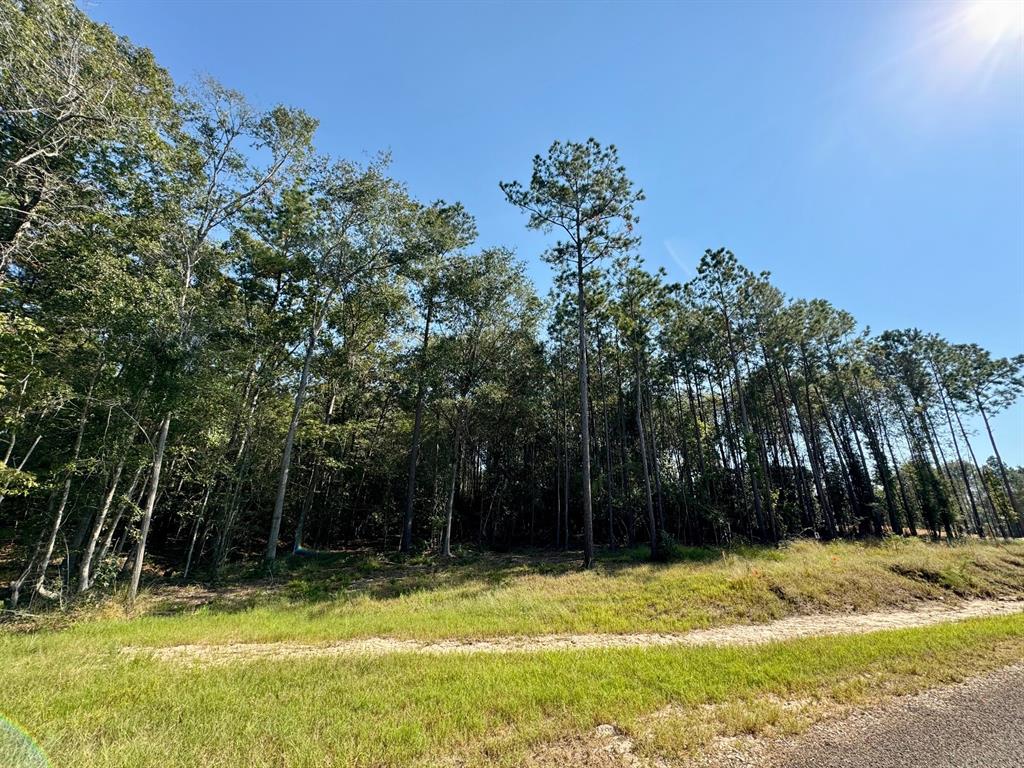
[2,538,1024,767]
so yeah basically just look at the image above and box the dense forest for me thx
[2,0,1022,610]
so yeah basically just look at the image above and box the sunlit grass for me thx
[22,538,1023,648]
[2,539,1022,767]
[0,614,1021,767]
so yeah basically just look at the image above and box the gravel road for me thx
[774,664,1024,768]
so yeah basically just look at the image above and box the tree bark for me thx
[880,413,915,536]
[33,376,96,600]
[635,356,659,559]
[77,456,125,592]
[976,393,1022,528]
[718,296,765,537]
[128,412,171,606]
[266,321,319,564]
[951,398,1005,539]
[576,254,595,568]
[442,434,463,557]
[292,462,319,555]
[91,467,144,588]
[183,483,212,579]
[931,374,983,537]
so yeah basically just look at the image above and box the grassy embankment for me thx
[1,538,1022,767]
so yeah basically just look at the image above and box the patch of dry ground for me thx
[123,597,1023,664]
[528,722,662,768]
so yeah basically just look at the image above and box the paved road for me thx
[776,664,1024,768]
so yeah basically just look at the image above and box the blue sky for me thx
[85,0,1023,463]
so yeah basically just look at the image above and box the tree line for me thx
[2,0,1022,609]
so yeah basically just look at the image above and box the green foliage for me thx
[0,460,37,496]
[0,0,1020,614]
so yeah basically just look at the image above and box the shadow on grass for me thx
[144,549,553,617]
[144,542,779,618]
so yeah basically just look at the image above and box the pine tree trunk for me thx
[828,352,880,535]
[719,298,765,537]
[951,398,1005,539]
[786,359,835,537]
[880,412,915,536]
[603,403,616,548]
[685,366,712,508]
[635,357,659,559]
[671,374,696,541]
[922,408,964,518]
[615,358,634,545]
[596,337,616,548]
[976,393,1022,528]
[928,369,982,536]
[918,405,961,534]
[576,254,594,568]
[554,427,562,549]
[764,356,813,532]
[643,376,666,534]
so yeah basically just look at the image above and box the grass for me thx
[3,615,1023,767]
[1,538,1023,767]
[18,537,1024,646]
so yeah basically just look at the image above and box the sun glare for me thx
[963,0,1024,45]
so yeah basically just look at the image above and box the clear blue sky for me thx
[85,0,1023,463]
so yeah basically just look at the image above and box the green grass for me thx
[1,615,1022,767]
[1,539,1023,767]
[25,538,1024,647]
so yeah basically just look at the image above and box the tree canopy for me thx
[2,0,1021,609]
